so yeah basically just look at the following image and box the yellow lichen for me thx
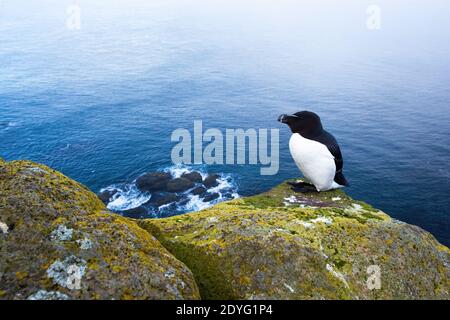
[15,271,28,281]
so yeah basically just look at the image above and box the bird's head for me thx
[278,111,323,137]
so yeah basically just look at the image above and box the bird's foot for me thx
[287,181,315,188]
[291,185,317,193]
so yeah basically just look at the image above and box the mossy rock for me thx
[0,160,200,300]
[1,160,448,300]
[139,180,450,300]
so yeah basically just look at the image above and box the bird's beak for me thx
[278,114,288,123]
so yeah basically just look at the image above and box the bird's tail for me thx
[334,171,350,187]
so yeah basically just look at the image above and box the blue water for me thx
[1,0,449,245]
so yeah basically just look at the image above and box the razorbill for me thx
[278,111,349,192]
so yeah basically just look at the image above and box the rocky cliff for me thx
[0,159,448,300]
[0,159,199,300]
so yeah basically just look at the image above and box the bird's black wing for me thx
[312,131,349,186]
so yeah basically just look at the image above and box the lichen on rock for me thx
[76,237,93,250]
[50,224,73,241]
[0,221,8,234]
[0,160,200,300]
[1,159,449,300]
[138,180,450,300]
[46,255,87,289]
[27,290,70,300]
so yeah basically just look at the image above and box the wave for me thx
[99,165,239,218]
[0,121,19,131]
[102,184,151,212]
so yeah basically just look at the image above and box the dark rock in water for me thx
[191,186,207,196]
[166,178,194,193]
[122,206,148,218]
[147,192,180,207]
[181,171,203,183]
[222,192,235,200]
[202,192,220,202]
[177,198,191,206]
[203,174,220,188]
[136,172,171,191]
[97,189,117,204]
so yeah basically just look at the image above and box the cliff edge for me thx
[1,159,448,299]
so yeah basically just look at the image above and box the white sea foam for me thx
[101,166,239,217]
[102,184,151,211]
[174,169,239,213]
[164,164,210,180]
[180,195,211,212]
[164,165,192,178]
[208,175,234,194]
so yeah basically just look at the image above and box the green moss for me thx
[138,178,449,300]
[240,194,284,209]
[0,159,200,300]
[2,160,449,300]
[352,200,379,212]
[361,212,384,221]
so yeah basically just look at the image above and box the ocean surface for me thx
[1,0,449,245]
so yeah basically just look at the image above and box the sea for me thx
[1,0,449,245]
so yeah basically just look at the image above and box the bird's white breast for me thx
[289,133,336,191]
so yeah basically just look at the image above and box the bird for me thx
[278,111,349,192]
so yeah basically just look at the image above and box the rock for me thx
[222,192,235,200]
[122,206,148,218]
[147,193,180,207]
[139,180,450,300]
[97,189,117,205]
[202,193,220,203]
[0,221,9,234]
[0,160,200,300]
[28,290,70,300]
[203,174,220,188]
[166,178,194,193]
[50,224,74,241]
[181,171,203,183]
[1,159,449,301]
[191,186,207,196]
[135,172,171,191]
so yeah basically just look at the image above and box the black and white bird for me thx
[278,111,349,192]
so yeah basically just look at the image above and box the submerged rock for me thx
[122,206,148,218]
[135,172,171,191]
[0,160,200,300]
[146,192,180,207]
[97,189,117,205]
[202,192,220,203]
[181,171,203,183]
[203,174,220,188]
[139,181,450,300]
[191,186,207,196]
[166,178,194,193]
